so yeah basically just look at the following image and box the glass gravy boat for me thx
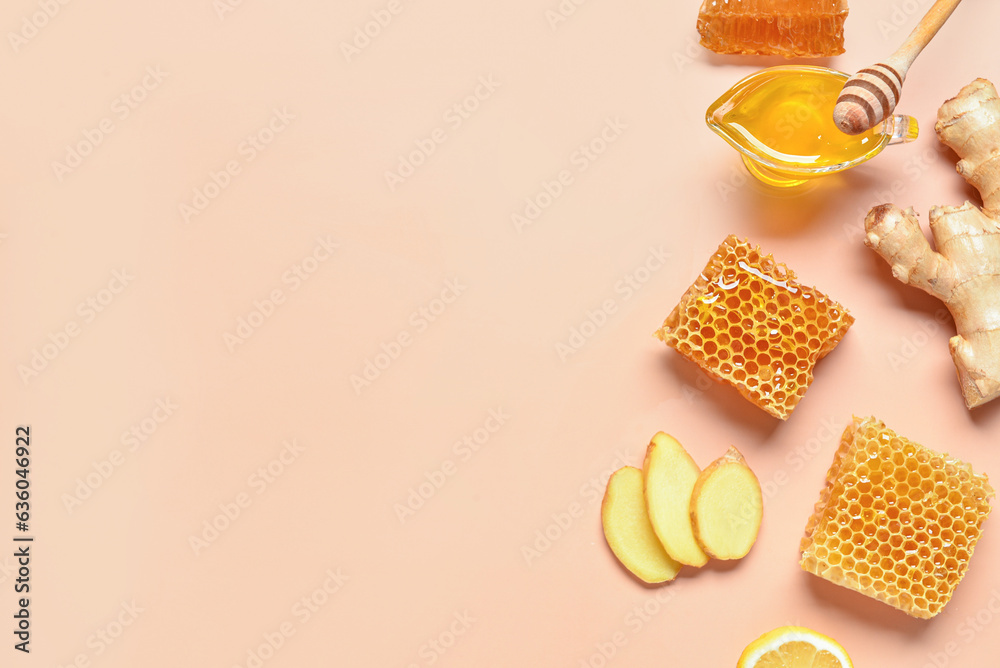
[707,66,919,188]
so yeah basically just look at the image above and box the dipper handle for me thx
[833,0,963,135]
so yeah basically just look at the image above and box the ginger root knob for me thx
[864,79,1000,409]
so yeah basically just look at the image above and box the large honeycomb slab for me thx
[654,235,854,420]
[697,0,849,58]
[801,417,994,619]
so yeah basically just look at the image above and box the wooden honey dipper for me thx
[833,0,963,135]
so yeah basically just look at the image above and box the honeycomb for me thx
[801,417,994,619]
[654,235,854,420]
[697,0,849,59]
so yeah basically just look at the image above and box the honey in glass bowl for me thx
[707,66,918,187]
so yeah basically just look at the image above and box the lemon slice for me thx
[737,626,853,668]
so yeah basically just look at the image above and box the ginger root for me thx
[865,79,1000,408]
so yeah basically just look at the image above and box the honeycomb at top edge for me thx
[697,0,849,58]
[800,416,994,619]
[654,235,854,420]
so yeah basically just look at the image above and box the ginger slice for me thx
[602,467,681,583]
[865,79,1000,408]
[642,432,709,568]
[691,447,763,560]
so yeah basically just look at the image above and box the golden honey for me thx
[655,236,854,420]
[801,417,994,619]
[707,66,918,187]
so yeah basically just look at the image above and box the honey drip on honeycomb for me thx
[655,236,853,420]
[801,417,994,619]
[697,0,849,58]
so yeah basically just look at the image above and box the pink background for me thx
[3,0,1000,666]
